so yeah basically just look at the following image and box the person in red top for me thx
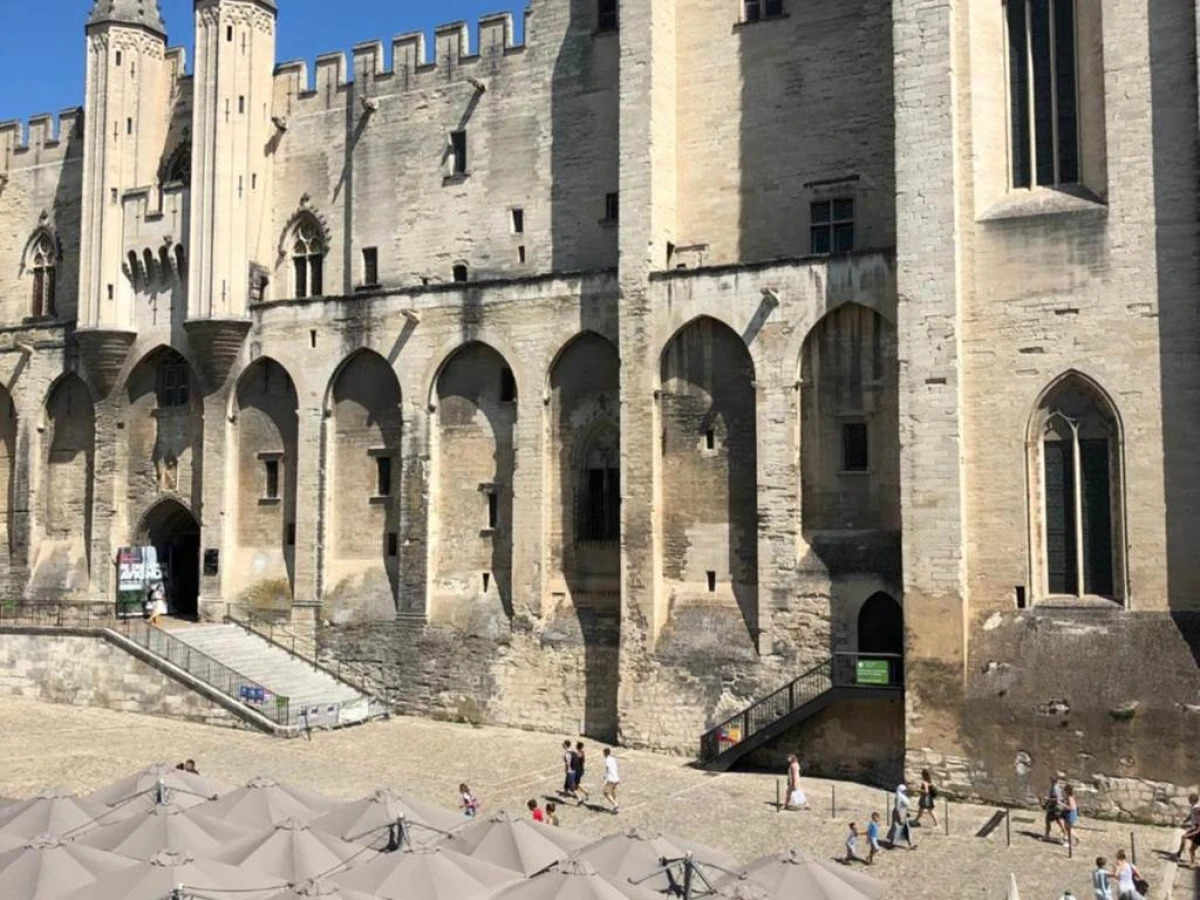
[527,798,544,823]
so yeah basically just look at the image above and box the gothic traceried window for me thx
[28,232,57,319]
[576,424,620,544]
[1030,374,1122,603]
[291,218,325,299]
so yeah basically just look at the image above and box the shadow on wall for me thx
[434,342,516,623]
[549,0,620,273]
[1149,0,1200,613]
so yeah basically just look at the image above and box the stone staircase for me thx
[168,624,384,729]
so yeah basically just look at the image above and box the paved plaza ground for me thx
[0,697,1194,900]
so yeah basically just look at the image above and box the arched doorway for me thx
[136,500,201,619]
[858,592,903,684]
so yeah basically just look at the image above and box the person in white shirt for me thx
[602,747,620,814]
[1113,849,1144,900]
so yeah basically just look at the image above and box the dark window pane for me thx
[811,226,831,255]
[487,491,499,529]
[745,0,762,22]
[451,131,467,174]
[833,198,854,221]
[833,223,855,253]
[294,256,307,299]
[605,467,620,540]
[45,266,56,317]
[1044,439,1077,594]
[1030,0,1055,186]
[1079,438,1113,597]
[32,269,44,318]
[1007,0,1032,188]
[598,0,618,30]
[811,200,832,224]
[842,422,869,472]
[1054,0,1079,183]
[376,456,392,497]
[310,255,323,297]
[363,247,379,285]
[264,460,279,499]
[764,0,783,16]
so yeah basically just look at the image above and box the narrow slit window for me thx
[487,491,499,529]
[704,429,716,451]
[115,51,123,67]
[362,246,379,286]
[238,96,245,114]
[453,263,469,283]
[842,422,869,472]
[482,572,491,592]
[227,25,234,42]
[450,130,468,175]
[517,245,527,264]
[286,523,296,546]
[598,0,619,31]
[263,459,280,500]
[604,192,620,223]
[744,0,784,22]
[511,208,525,234]
[706,571,717,592]
[387,532,399,557]
[375,455,392,497]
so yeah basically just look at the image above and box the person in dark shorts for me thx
[573,742,590,804]
[560,740,576,796]
[914,769,939,829]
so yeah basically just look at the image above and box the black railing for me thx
[699,651,903,763]
[0,602,291,728]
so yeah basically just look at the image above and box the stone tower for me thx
[77,0,171,395]
[185,0,278,391]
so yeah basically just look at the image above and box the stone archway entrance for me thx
[136,499,201,619]
[858,592,904,685]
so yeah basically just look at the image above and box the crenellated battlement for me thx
[273,11,526,106]
[0,109,83,170]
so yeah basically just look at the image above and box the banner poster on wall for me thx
[116,546,163,618]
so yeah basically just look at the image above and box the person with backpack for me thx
[1113,849,1147,900]
[914,769,939,829]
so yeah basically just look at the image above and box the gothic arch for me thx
[323,349,403,617]
[1026,370,1126,604]
[658,315,759,645]
[22,226,60,318]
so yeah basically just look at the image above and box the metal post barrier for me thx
[1130,832,1136,865]
[945,798,950,835]
[831,785,836,818]
[1005,809,1011,848]
[776,780,781,812]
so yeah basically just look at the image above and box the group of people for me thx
[555,740,620,815]
[1043,772,1084,846]
[456,741,622,824]
[1090,851,1148,900]
[842,770,940,864]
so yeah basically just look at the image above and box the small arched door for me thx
[857,592,904,685]
[136,499,201,618]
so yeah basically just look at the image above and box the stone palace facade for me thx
[0,0,1197,817]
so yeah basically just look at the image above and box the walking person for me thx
[1092,857,1114,900]
[148,582,167,625]
[843,822,867,864]
[887,784,916,850]
[1112,849,1146,900]
[527,799,545,823]
[573,742,591,805]
[545,801,560,827]
[459,783,480,818]
[602,747,620,814]
[1174,792,1200,866]
[1064,784,1081,847]
[560,740,578,799]
[784,753,809,810]
[914,768,939,829]
[865,812,882,864]
[1044,772,1069,844]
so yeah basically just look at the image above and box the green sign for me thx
[857,659,891,686]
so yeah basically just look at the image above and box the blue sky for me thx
[0,1,526,122]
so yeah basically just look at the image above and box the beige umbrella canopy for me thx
[0,834,140,900]
[88,762,233,812]
[717,849,886,900]
[1006,873,1021,900]
[216,818,376,882]
[312,788,463,847]
[574,826,741,894]
[59,848,287,900]
[75,801,257,861]
[441,809,589,877]
[262,877,382,900]
[491,858,666,900]
[0,789,110,839]
[191,775,339,831]
[333,844,519,900]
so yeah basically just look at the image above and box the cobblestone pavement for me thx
[0,697,1192,900]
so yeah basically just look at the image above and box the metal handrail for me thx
[224,611,392,711]
[0,602,291,727]
[699,651,904,763]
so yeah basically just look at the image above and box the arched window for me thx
[291,217,324,299]
[28,232,56,318]
[1030,374,1123,602]
[576,423,620,544]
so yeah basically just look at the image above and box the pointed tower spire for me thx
[87,0,166,35]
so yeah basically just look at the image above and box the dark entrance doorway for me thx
[136,500,200,619]
[858,592,904,684]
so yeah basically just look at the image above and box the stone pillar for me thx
[616,0,677,746]
[510,375,545,622]
[291,403,323,615]
[196,380,230,622]
[893,0,969,767]
[88,394,123,605]
[398,404,429,619]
